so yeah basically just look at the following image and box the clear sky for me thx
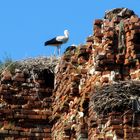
[0,0,140,61]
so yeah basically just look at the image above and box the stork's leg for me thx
[57,46,61,56]
[53,47,56,56]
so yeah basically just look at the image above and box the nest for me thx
[104,8,135,20]
[91,81,140,115]
[0,56,59,78]
[17,56,59,73]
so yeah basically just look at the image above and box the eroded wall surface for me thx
[52,8,140,140]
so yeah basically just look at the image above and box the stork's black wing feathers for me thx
[44,37,62,46]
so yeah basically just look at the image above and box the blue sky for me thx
[0,0,140,61]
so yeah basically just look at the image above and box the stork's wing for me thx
[56,36,68,43]
[44,37,63,46]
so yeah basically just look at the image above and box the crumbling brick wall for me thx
[52,8,140,140]
[0,57,57,140]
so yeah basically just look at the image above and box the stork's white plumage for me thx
[44,30,69,55]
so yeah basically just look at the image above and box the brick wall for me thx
[51,8,140,140]
[0,63,54,139]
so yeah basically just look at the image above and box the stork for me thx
[44,30,69,55]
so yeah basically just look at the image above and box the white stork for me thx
[44,30,69,55]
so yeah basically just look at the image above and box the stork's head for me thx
[64,30,69,37]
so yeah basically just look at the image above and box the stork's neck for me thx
[64,31,69,38]
[65,34,69,38]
